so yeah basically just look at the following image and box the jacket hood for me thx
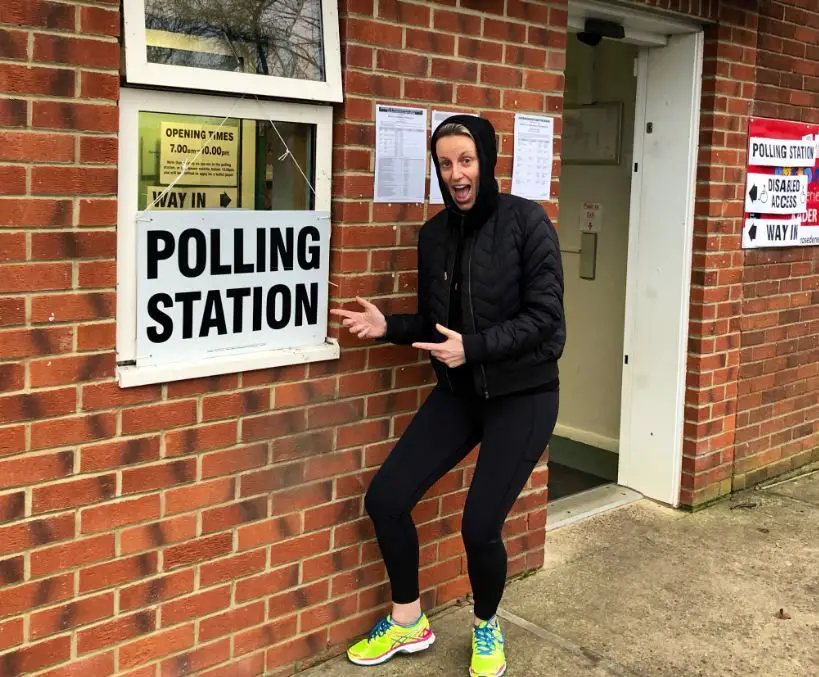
[431,115,499,228]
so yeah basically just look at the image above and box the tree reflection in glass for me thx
[145,0,325,81]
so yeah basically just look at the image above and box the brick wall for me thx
[0,1,564,675]
[733,0,819,491]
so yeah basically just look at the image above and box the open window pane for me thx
[137,110,315,212]
[144,0,325,81]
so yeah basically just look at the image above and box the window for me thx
[116,88,337,387]
[122,0,343,102]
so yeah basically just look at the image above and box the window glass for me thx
[144,0,325,82]
[137,111,315,211]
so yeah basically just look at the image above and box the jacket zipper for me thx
[442,220,460,394]
[467,232,489,399]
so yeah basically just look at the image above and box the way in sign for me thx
[743,217,801,249]
[149,186,236,210]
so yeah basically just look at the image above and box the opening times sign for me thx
[136,211,330,368]
[743,117,819,249]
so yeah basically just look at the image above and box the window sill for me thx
[117,339,339,388]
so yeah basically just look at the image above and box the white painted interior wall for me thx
[557,38,639,453]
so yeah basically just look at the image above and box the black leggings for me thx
[364,386,559,621]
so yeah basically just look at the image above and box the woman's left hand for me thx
[413,324,466,368]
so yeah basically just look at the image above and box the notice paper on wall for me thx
[511,113,554,201]
[429,110,477,204]
[374,104,427,203]
[743,117,819,249]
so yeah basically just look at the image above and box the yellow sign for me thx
[148,186,238,210]
[160,122,239,186]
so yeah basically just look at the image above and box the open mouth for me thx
[452,184,472,203]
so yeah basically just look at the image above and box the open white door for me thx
[618,32,704,506]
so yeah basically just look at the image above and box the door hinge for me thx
[646,122,654,134]
[624,355,629,365]
[633,163,638,173]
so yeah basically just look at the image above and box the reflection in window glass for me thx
[137,111,315,211]
[144,0,325,81]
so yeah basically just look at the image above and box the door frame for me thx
[567,2,705,507]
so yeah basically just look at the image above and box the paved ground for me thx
[301,467,819,677]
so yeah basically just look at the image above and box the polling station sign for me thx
[743,117,819,249]
[136,210,330,368]
[160,122,239,186]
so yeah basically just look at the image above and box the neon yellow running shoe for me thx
[347,614,435,666]
[470,616,506,676]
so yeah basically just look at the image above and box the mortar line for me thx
[493,605,645,677]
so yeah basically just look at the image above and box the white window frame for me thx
[116,87,337,388]
[122,0,343,103]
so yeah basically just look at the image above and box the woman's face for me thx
[436,134,480,211]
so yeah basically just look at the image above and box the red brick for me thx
[38,652,116,677]
[80,6,120,36]
[33,101,118,133]
[160,586,231,628]
[32,166,117,196]
[77,322,115,351]
[0,451,74,491]
[201,388,270,420]
[0,635,71,674]
[165,421,238,456]
[0,424,26,457]
[80,71,119,100]
[120,515,198,556]
[32,294,114,325]
[0,166,26,195]
[164,533,233,570]
[378,0,430,25]
[78,611,157,656]
[0,64,75,97]
[121,400,197,435]
[0,261,72,292]
[0,297,25,327]
[30,591,114,640]
[80,495,161,534]
[166,478,235,516]
[201,443,267,479]
[119,570,195,613]
[32,473,116,514]
[0,1,76,30]
[79,199,116,226]
[0,132,74,163]
[434,9,481,34]
[269,530,331,567]
[236,615,298,658]
[30,412,116,449]
[80,436,160,473]
[0,616,23,652]
[0,28,28,60]
[346,19,402,47]
[121,458,196,496]
[406,29,455,55]
[377,50,428,76]
[0,387,77,424]
[198,602,266,643]
[34,34,119,69]
[202,496,269,535]
[31,533,115,577]
[200,549,267,588]
[0,573,73,618]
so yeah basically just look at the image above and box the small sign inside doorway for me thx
[579,201,603,233]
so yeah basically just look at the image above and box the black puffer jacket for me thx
[384,115,566,399]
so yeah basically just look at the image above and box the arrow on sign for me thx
[748,223,757,241]
[220,192,232,208]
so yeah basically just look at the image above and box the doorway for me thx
[549,2,704,514]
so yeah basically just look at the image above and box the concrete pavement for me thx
[301,467,819,676]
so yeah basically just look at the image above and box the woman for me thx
[331,115,565,677]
